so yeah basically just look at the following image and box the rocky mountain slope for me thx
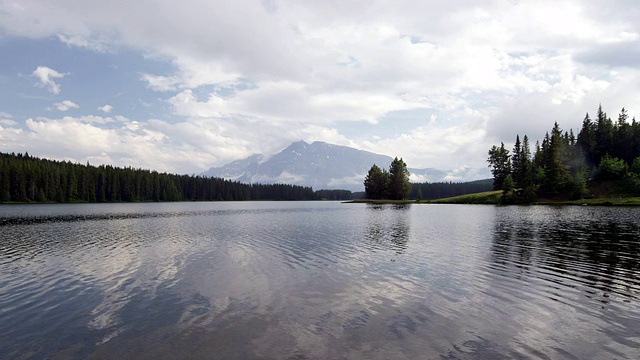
[202,141,448,191]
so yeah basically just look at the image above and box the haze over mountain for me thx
[202,141,450,191]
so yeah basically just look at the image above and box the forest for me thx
[0,152,353,203]
[410,179,493,200]
[487,105,640,202]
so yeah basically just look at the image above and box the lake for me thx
[1,202,639,359]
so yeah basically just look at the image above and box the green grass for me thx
[347,191,640,206]
[426,190,504,204]
[535,197,640,206]
[344,192,503,205]
[345,199,417,205]
[429,191,640,206]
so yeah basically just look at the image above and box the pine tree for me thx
[502,174,515,201]
[511,135,522,187]
[487,142,511,190]
[595,104,613,164]
[615,108,633,164]
[364,164,389,199]
[0,162,10,202]
[388,157,411,200]
[577,112,597,167]
[520,135,536,201]
[540,122,571,194]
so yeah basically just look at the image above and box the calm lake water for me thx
[1,202,639,359]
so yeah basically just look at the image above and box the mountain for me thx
[201,140,449,191]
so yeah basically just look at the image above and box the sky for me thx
[1,0,639,181]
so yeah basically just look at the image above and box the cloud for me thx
[0,119,18,126]
[97,104,113,113]
[57,33,108,52]
[575,41,640,68]
[0,121,23,145]
[252,171,305,184]
[0,114,249,174]
[360,112,491,174]
[142,57,241,92]
[141,73,179,92]
[168,90,227,118]
[327,173,367,188]
[51,100,80,111]
[32,66,68,94]
[2,0,640,179]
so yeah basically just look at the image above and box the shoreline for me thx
[344,194,640,206]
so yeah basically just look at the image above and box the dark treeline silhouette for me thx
[314,189,353,200]
[488,105,640,201]
[0,152,352,203]
[410,179,493,200]
[364,157,412,200]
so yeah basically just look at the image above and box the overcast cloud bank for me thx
[1,0,639,181]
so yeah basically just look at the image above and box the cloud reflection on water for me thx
[1,203,639,359]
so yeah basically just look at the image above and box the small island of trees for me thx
[488,104,640,203]
[363,157,412,200]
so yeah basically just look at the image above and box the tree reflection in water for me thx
[490,206,640,306]
[365,204,410,254]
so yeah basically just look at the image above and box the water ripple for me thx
[1,203,640,359]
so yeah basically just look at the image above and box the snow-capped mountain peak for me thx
[201,141,448,191]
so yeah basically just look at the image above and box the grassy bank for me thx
[427,191,504,204]
[346,199,416,205]
[534,197,640,206]
[345,191,503,205]
[347,191,640,206]
[434,191,640,206]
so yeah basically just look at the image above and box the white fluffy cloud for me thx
[361,113,490,175]
[0,115,219,173]
[2,1,640,178]
[52,100,79,111]
[32,66,68,94]
[141,74,179,92]
[97,104,113,113]
[142,57,241,91]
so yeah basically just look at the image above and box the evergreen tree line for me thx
[0,152,353,203]
[364,157,412,200]
[488,105,640,201]
[314,189,353,200]
[351,179,494,200]
[409,179,493,200]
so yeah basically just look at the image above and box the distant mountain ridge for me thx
[201,140,449,191]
